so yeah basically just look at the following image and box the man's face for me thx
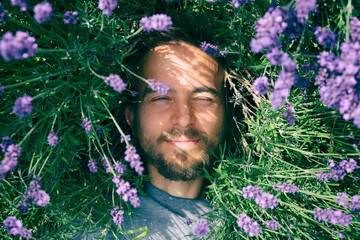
[127,41,226,181]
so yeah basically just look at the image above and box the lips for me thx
[166,138,200,149]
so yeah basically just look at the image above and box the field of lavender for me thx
[1,0,360,239]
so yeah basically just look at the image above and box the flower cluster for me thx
[316,159,358,182]
[314,27,337,48]
[81,117,92,134]
[1,136,13,152]
[336,193,360,211]
[120,134,131,143]
[17,176,50,214]
[237,213,262,237]
[113,161,126,174]
[273,182,299,193]
[192,219,209,237]
[124,145,144,175]
[0,31,37,61]
[99,156,112,173]
[295,0,317,24]
[147,79,170,96]
[10,0,29,11]
[112,176,141,208]
[315,17,360,128]
[104,74,128,94]
[33,2,53,24]
[63,11,78,24]
[264,220,280,230]
[349,17,360,41]
[110,206,124,227]
[3,216,31,239]
[0,143,22,180]
[231,0,254,8]
[255,192,279,209]
[98,0,118,16]
[47,131,58,146]
[12,95,33,119]
[314,207,352,227]
[283,102,296,126]
[199,41,228,57]
[242,185,262,199]
[88,159,98,173]
[253,76,269,95]
[140,14,172,32]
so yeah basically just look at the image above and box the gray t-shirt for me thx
[80,182,211,239]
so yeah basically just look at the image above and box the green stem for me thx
[87,60,106,79]
[345,0,352,42]
[121,64,149,84]
[37,147,55,176]
[94,91,130,146]
[4,71,66,89]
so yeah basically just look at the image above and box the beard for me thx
[133,127,221,181]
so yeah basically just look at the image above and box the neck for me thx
[147,164,206,199]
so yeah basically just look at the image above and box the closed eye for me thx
[151,96,170,102]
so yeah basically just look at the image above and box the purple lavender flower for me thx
[110,206,124,226]
[122,188,140,208]
[10,0,30,11]
[255,192,279,209]
[113,176,130,195]
[270,71,296,109]
[120,134,131,143]
[284,102,296,126]
[316,172,331,182]
[264,220,280,230]
[47,131,58,146]
[30,189,50,207]
[237,213,262,237]
[3,216,31,239]
[113,161,126,174]
[12,95,33,118]
[1,136,13,152]
[33,2,53,24]
[336,192,349,207]
[266,49,297,72]
[253,76,269,95]
[0,83,5,96]
[104,74,127,93]
[0,4,8,22]
[242,185,263,199]
[88,159,98,173]
[99,156,112,173]
[125,145,144,175]
[350,17,360,42]
[81,117,92,134]
[0,31,37,61]
[147,79,170,96]
[63,11,78,24]
[193,219,209,237]
[17,201,29,214]
[348,195,360,211]
[140,14,172,32]
[274,182,299,193]
[199,41,227,57]
[314,207,352,226]
[0,144,22,180]
[314,27,337,48]
[339,159,357,173]
[295,0,317,24]
[98,0,118,16]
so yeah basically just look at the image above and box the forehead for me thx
[140,41,224,94]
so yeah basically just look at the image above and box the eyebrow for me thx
[141,86,221,100]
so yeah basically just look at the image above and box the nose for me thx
[170,100,195,128]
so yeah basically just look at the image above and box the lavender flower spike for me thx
[104,74,127,93]
[98,0,118,16]
[12,95,33,118]
[0,31,37,62]
[193,219,209,237]
[3,216,31,239]
[111,206,124,227]
[63,11,78,24]
[314,27,337,48]
[33,2,53,24]
[253,76,269,95]
[147,79,170,96]
[81,117,92,134]
[47,131,58,146]
[140,14,172,32]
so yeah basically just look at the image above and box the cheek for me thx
[138,107,168,140]
[196,107,225,134]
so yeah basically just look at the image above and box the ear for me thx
[125,106,134,128]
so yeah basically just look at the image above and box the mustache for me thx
[157,128,208,144]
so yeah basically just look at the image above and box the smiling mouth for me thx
[166,138,200,148]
